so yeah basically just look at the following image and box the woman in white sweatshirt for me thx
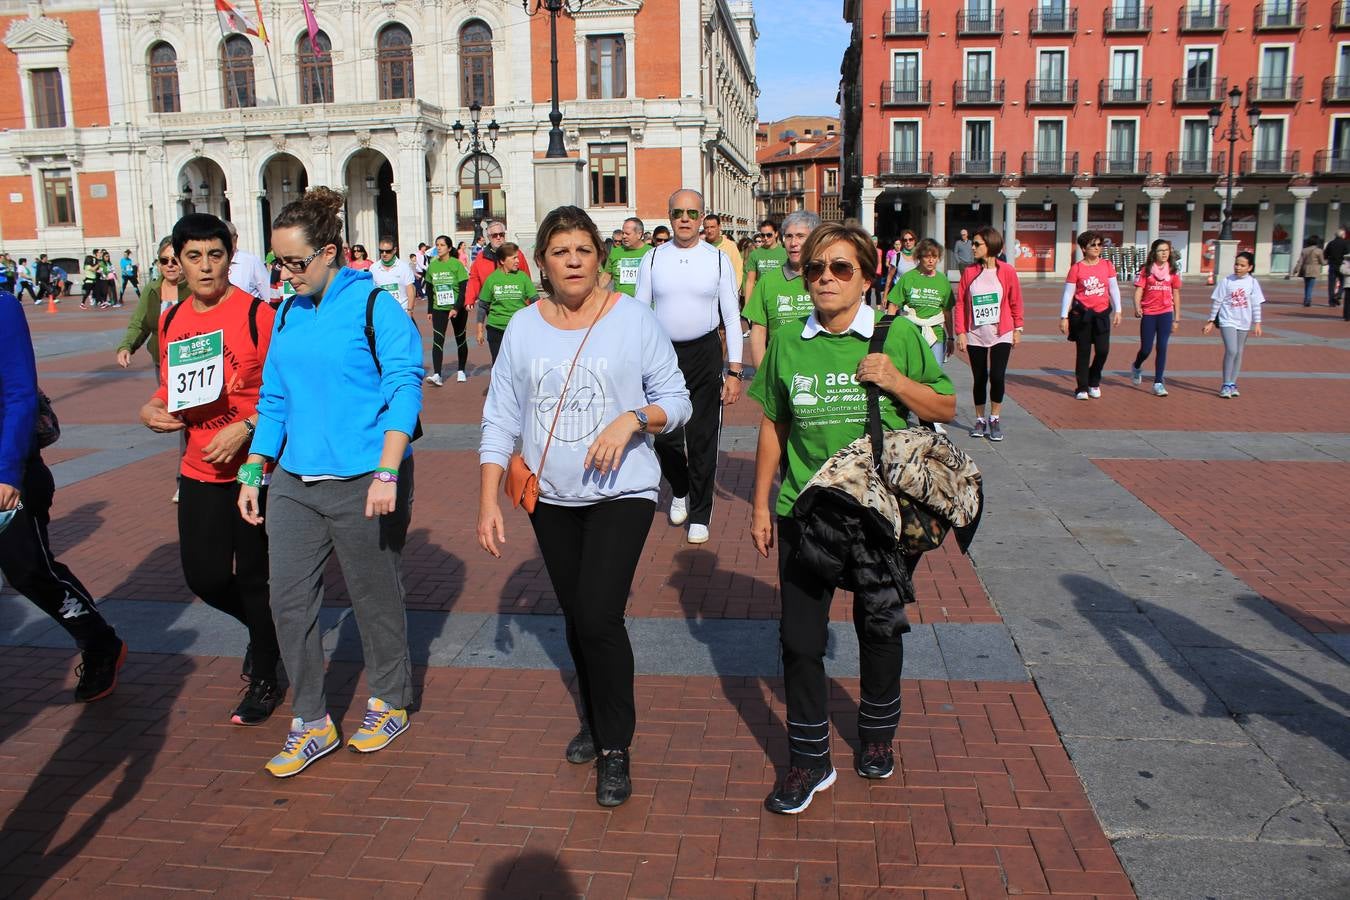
[1202,251,1265,398]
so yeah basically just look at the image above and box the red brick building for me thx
[755,118,844,223]
[841,0,1350,275]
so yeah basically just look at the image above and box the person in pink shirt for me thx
[1059,231,1122,400]
[1130,239,1182,397]
[954,227,1024,442]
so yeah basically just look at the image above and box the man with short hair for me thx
[635,190,744,544]
[33,254,53,302]
[1324,228,1347,309]
[369,237,418,313]
[703,213,744,290]
[743,218,787,301]
[225,222,269,301]
[466,219,532,309]
[603,217,652,298]
[953,228,975,270]
[743,210,819,368]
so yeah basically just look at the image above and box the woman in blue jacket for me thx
[236,187,423,778]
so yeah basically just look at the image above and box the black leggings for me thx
[1071,310,1112,392]
[966,342,1012,407]
[177,477,280,680]
[486,325,505,364]
[429,309,468,376]
[530,498,655,752]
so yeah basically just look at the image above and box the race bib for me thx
[972,292,1000,329]
[380,281,399,296]
[167,330,224,412]
[433,282,456,310]
[617,258,641,286]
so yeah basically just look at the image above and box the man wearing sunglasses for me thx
[634,190,744,545]
[369,238,417,314]
[702,213,743,293]
[743,219,787,303]
[466,219,532,312]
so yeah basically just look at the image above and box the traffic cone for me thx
[46,294,57,314]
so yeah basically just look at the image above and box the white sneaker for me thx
[687,524,710,544]
[171,488,179,504]
[1075,391,1090,401]
[456,370,467,383]
[1131,366,1143,385]
[1153,383,1168,397]
[424,373,443,386]
[1088,387,1102,399]
[668,496,688,526]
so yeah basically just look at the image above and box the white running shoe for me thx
[668,496,688,526]
[424,373,444,386]
[1153,383,1168,397]
[1075,391,1090,401]
[456,370,467,383]
[1131,366,1143,385]
[687,524,710,544]
[1088,387,1102,399]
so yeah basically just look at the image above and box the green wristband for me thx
[374,466,400,475]
[236,462,264,488]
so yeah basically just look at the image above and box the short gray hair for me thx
[623,216,644,234]
[781,210,821,234]
[667,188,704,209]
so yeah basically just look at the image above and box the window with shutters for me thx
[586,35,626,99]
[42,169,76,225]
[378,24,415,100]
[31,69,66,128]
[297,31,333,105]
[220,35,256,108]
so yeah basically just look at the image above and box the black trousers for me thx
[486,325,505,364]
[177,477,280,680]
[530,498,655,752]
[966,343,1012,407]
[0,455,119,652]
[428,307,468,374]
[778,517,913,769]
[1070,309,1112,392]
[654,330,723,527]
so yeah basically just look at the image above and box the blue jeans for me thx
[1133,311,1174,384]
[1303,276,1316,305]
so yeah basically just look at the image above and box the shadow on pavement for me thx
[483,849,581,898]
[493,558,584,727]
[46,501,107,556]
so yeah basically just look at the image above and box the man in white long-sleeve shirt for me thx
[634,189,745,544]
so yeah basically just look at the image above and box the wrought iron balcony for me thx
[1103,5,1152,32]
[1253,1,1304,30]
[1098,78,1153,105]
[1093,151,1152,177]
[953,79,1006,105]
[1029,6,1077,33]
[1021,151,1079,178]
[1026,79,1079,106]
[883,9,930,36]
[880,80,932,107]
[1315,149,1350,176]
[1239,150,1299,175]
[876,152,935,179]
[1166,151,1225,176]
[956,9,1004,35]
[1178,2,1228,30]
[1246,76,1303,103]
[1324,76,1350,104]
[950,152,1008,178]
[1172,77,1227,105]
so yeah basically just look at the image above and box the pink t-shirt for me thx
[1134,265,1181,315]
[1066,259,1117,313]
[965,266,1011,348]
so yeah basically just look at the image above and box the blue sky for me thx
[754,1,852,121]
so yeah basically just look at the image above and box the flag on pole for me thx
[215,0,259,37]
[253,0,270,44]
[301,0,323,56]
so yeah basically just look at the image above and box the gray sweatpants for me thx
[266,460,415,721]
[1220,326,1249,385]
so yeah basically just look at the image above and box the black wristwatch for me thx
[726,368,746,381]
[631,409,649,434]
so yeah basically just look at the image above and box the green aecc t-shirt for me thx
[604,244,653,297]
[888,268,954,343]
[480,269,537,329]
[743,266,813,344]
[745,245,788,287]
[426,258,469,310]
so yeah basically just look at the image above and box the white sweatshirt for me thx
[1209,274,1265,330]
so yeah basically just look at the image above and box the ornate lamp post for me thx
[522,0,586,158]
[1208,86,1261,241]
[451,100,500,240]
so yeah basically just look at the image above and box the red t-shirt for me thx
[154,287,275,483]
[1066,259,1117,313]
[1134,267,1181,315]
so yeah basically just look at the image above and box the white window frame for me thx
[963,47,996,83]
[573,12,638,105]
[1108,46,1144,93]
[1178,116,1213,172]
[1035,47,1070,96]
[1258,43,1294,80]
[891,48,924,82]
[1337,42,1350,79]
[961,116,996,175]
[1106,116,1141,170]
[889,117,924,173]
[1253,112,1289,171]
[1033,116,1068,174]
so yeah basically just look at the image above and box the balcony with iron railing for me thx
[1103,5,1152,32]
[1093,151,1152,177]
[953,79,1006,105]
[950,152,1008,177]
[1335,1,1350,29]
[1021,151,1080,178]
[1172,77,1227,105]
[1315,149,1350,176]
[1029,6,1077,33]
[1324,76,1350,104]
[1098,78,1153,105]
[1253,2,1304,30]
[1178,2,1228,30]
[880,80,932,106]
[1247,75,1303,103]
[957,9,1004,35]
[883,9,930,36]
[1026,79,1079,105]
[876,152,935,179]
[1166,150,1225,176]
[1240,150,1299,175]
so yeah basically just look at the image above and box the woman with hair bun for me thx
[237,186,423,778]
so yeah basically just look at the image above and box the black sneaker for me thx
[765,765,836,815]
[566,726,597,764]
[595,750,632,807]
[231,676,283,726]
[74,639,127,702]
[856,742,895,779]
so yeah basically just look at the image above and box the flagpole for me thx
[263,38,282,106]
[215,11,242,111]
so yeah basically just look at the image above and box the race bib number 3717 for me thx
[167,329,225,412]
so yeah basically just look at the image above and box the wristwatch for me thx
[241,418,256,435]
[631,409,649,434]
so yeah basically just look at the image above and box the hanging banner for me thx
[1199,204,1256,274]
[1014,205,1057,273]
[1133,205,1193,274]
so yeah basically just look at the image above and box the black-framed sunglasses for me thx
[669,208,702,221]
[157,256,178,267]
[279,246,327,273]
[378,247,396,255]
[758,231,776,238]
[804,260,860,283]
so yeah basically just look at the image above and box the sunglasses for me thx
[487,232,506,239]
[758,231,776,238]
[902,237,916,243]
[379,247,396,255]
[669,208,702,221]
[157,256,178,266]
[1087,241,1103,247]
[653,236,669,244]
[804,260,860,283]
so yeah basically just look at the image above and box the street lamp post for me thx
[1208,86,1261,242]
[522,0,585,159]
[451,100,500,241]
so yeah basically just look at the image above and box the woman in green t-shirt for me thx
[423,234,470,385]
[747,222,955,816]
[474,242,538,364]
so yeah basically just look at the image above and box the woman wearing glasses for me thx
[954,227,1024,441]
[348,244,373,271]
[1059,231,1122,400]
[117,236,189,380]
[749,222,955,814]
[237,187,423,778]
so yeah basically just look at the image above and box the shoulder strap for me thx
[248,295,264,348]
[865,314,896,472]
[276,295,298,332]
[365,288,382,375]
[160,297,184,335]
[537,293,615,479]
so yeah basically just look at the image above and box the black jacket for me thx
[1324,237,1347,269]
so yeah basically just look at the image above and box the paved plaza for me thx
[2,279,1348,898]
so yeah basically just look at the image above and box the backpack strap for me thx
[865,314,897,473]
[276,294,298,331]
[365,288,383,375]
[247,295,264,348]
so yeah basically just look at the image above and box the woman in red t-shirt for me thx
[1059,231,1122,400]
[1130,239,1182,397]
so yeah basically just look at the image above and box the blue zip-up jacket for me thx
[252,267,423,476]
[0,292,39,486]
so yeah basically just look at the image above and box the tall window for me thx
[588,143,628,206]
[892,121,920,173]
[893,0,921,30]
[1254,119,1284,170]
[1332,118,1350,173]
[966,0,993,29]
[148,43,180,113]
[220,35,256,108]
[892,52,920,101]
[1109,49,1140,101]
[1037,50,1066,101]
[1184,48,1213,101]
[1108,120,1137,171]
[1040,0,1068,29]
[298,31,333,105]
[30,69,65,128]
[1112,0,1143,29]
[965,50,993,102]
[586,35,626,99]
[378,24,415,100]
[1036,120,1064,172]
[1262,0,1293,27]
[42,169,75,225]
[964,120,992,172]
[1182,120,1211,171]
[1258,46,1289,99]
[459,21,493,106]
[825,168,838,191]
[457,154,503,231]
